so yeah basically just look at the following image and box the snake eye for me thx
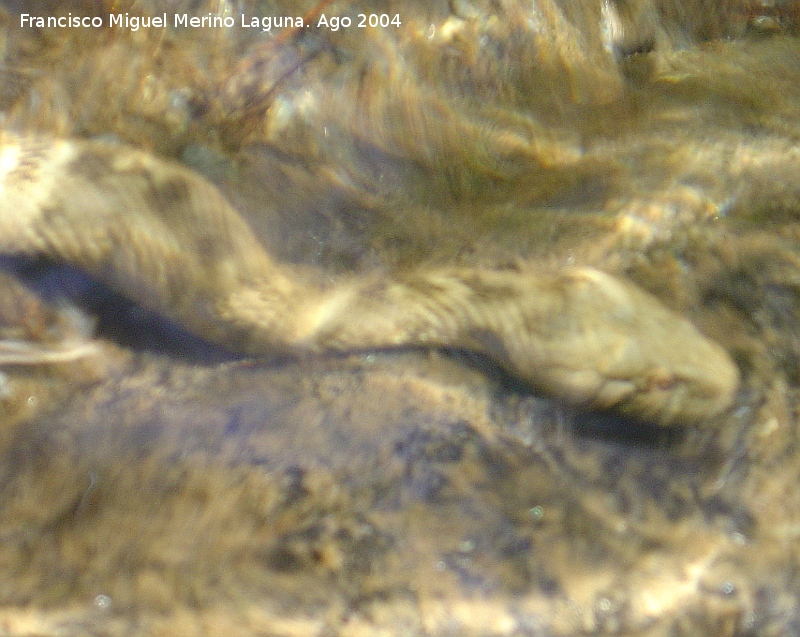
[647,368,677,392]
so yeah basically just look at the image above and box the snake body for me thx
[0,133,739,424]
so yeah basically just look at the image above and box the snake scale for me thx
[0,132,739,425]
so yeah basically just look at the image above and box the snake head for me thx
[504,268,740,426]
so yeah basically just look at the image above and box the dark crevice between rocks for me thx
[0,255,239,364]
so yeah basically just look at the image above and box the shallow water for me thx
[2,1,800,635]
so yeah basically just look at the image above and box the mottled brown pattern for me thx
[0,132,739,423]
[1,0,800,635]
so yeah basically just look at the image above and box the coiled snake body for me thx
[0,133,739,425]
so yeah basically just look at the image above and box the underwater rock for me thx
[1,0,800,635]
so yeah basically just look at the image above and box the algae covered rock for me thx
[1,0,800,635]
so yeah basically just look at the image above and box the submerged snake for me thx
[0,133,739,425]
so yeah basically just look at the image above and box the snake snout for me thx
[634,352,740,426]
